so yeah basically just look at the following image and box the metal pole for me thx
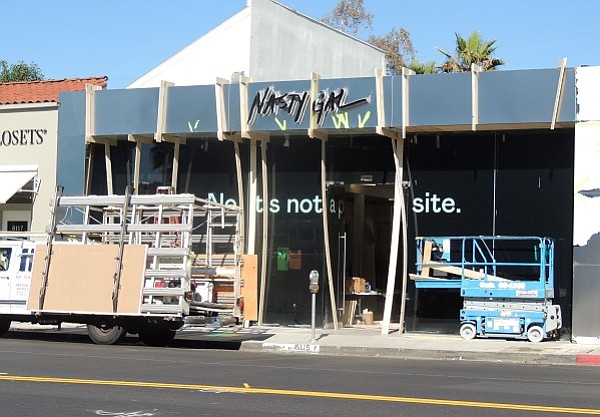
[309,269,319,343]
[311,293,317,343]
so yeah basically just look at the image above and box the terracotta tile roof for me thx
[0,76,108,105]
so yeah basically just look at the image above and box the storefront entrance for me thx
[330,184,399,326]
[0,165,38,233]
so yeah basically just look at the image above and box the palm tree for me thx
[407,59,438,74]
[437,31,504,72]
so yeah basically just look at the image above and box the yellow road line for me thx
[1,375,599,415]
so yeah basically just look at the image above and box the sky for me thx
[3,0,600,89]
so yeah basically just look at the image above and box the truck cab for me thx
[0,239,38,335]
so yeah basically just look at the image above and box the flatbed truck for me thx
[0,188,255,346]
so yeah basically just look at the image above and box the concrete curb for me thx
[576,355,600,366]
[239,341,580,366]
[8,323,600,366]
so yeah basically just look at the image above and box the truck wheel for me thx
[138,327,176,347]
[460,323,476,340]
[527,325,545,343]
[0,320,11,337]
[87,324,127,345]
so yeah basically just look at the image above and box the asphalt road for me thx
[0,332,599,417]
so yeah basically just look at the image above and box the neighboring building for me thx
[128,0,384,88]
[572,66,600,344]
[0,77,108,233]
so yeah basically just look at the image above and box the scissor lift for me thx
[410,236,562,342]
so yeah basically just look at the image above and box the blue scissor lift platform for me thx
[410,236,562,342]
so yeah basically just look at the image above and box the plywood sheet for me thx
[28,243,146,314]
[343,300,357,327]
[241,254,258,321]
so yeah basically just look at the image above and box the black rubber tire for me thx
[138,327,176,347]
[0,320,11,337]
[87,324,127,345]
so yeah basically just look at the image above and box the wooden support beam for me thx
[238,75,268,143]
[551,57,568,130]
[84,144,94,196]
[471,63,482,131]
[127,134,154,144]
[427,264,505,281]
[258,140,269,326]
[247,139,258,255]
[375,67,386,136]
[127,134,154,195]
[85,136,117,146]
[155,80,174,143]
[414,240,507,282]
[381,135,407,335]
[401,68,415,139]
[104,143,113,195]
[234,142,245,255]
[246,131,270,143]
[240,75,251,139]
[171,140,180,192]
[159,134,186,145]
[85,84,101,143]
[133,142,141,195]
[308,72,328,140]
[216,77,229,141]
[375,67,402,140]
[420,240,433,278]
[320,139,339,330]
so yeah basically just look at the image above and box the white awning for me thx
[0,165,39,204]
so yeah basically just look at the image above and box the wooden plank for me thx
[342,300,357,326]
[28,244,146,314]
[421,240,433,278]
[410,273,454,282]
[241,254,258,321]
[429,264,505,281]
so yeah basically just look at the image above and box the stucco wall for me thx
[249,0,383,81]
[0,104,58,232]
[572,66,600,341]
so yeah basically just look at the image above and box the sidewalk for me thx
[236,324,600,366]
[9,322,600,366]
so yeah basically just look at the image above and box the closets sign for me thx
[1,129,46,147]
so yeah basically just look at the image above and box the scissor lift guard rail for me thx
[410,236,562,342]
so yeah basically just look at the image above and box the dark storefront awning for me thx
[0,165,38,204]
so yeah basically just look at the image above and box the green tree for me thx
[367,28,415,74]
[437,31,504,72]
[322,0,373,36]
[0,60,44,82]
[322,0,415,75]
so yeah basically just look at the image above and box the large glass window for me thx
[404,130,574,333]
[87,129,575,333]
[0,247,12,271]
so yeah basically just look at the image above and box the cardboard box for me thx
[362,311,374,325]
[348,277,366,293]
